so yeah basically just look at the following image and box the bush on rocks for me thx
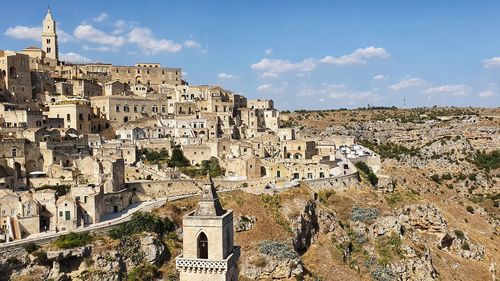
[351,206,379,222]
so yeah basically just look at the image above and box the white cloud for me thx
[218,72,235,79]
[251,58,316,74]
[127,27,182,54]
[372,74,387,81]
[257,84,272,92]
[252,46,389,77]
[183,40,201,48]
[261,72,279,78]
[74,24,125,47]
[423,84,469,96]
[478,90,494,97]
[5,26,41,41]
[58,30,74,43]
[483,57,500,68]
[112,20,127,35]
[389,77,425,91]
[59,52,93,64]
[5,25,73,43]
[319,46,390,65]
[93,13,108,22]
[265,48,273,55]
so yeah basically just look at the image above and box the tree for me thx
[168,148,189,167]
[201,157,223,177]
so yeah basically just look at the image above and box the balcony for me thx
[175,246,240,274]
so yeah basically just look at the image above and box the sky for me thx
[1,0,500,110]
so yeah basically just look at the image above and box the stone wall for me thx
[301,173,360,192]
[127,177,276,198]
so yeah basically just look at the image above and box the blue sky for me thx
[2,1,500,110]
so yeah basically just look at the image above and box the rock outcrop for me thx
[3,232,167,281]
[234,215,257,232]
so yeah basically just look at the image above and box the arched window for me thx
[9,66,16,77]
[197,232,208,259]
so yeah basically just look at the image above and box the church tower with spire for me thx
[176,176,239,281]
[42,7,58,64]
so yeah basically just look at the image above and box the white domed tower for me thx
[176,176,239,281]
[42,8,58,64]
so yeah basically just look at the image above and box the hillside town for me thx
[0,6,499,281]
[0,9,375,242]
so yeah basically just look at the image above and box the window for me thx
[65,211,71,220]
[46,39,51,44]
[116,105,120,112]
[11,148,17,157]
[66,114,71,121]
[79,113,83,121]
[59,211,63,217]
[197,232,208,259]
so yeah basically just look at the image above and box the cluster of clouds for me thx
[251,47,390,78]
[4,12,204,62]
[387,76,492,98]
[3,12,499,105]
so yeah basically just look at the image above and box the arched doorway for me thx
[197,232,208,259]
[14,162,22,179]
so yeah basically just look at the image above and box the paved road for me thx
[0,198,166,251]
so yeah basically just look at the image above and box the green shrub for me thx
[474,150,500,170]
[318,190,336,204]
[258,240,298,260]
[375,233,403,265]
[442,173,453,180]
[23,242,38,253]
[109,212,174,239]
[35,184,71,197]
[53,232,93,249]
[181,157,223,178]
[351,206,379,222]
[466,206,474,214]
[454,229,465,240]
[358,139,420,159]
[461,241,470,251]
[140,148,169,164]
[354,162,378,186]
[468,174,477,181]
[127,263,159,281]
[430,174,441,184]
[33,251,48,264]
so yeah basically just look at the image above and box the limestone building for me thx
[176,177,239,281]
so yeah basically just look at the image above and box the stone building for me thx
[69,79,102,97]
[47,98,93,133]
[176,177,239,281]
[57,63,183,91]
[0,50,33,101]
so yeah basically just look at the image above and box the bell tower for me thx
[176,176,239,281]
[42,7,58,63]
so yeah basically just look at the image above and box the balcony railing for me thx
[175,246,240,274]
